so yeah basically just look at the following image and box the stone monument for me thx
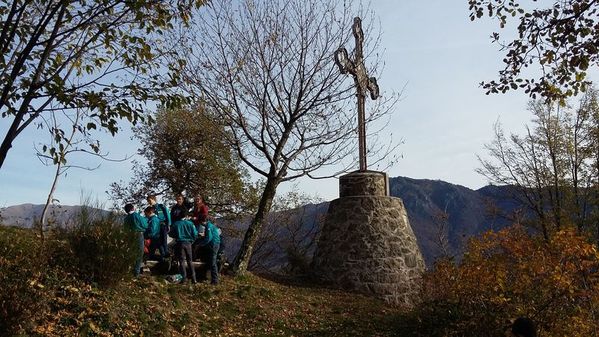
[312,17,424,306]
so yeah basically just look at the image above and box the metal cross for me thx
[334,17,379,172]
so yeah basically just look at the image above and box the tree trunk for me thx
[0,114,23,170]
[231,176,279,275]
[39,160,62,241]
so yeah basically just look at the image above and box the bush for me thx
[52,209,138,287]
[408,225,599,337]
[0,226,46,335]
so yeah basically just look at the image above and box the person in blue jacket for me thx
[144,206,162,261]
[123,203,148,277]
[196,220,221,285]
[169,219,198,283]
[147,195,171,259]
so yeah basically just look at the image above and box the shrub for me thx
[52,209,138,287]
[408,225,599,337]
[0,226,46,335]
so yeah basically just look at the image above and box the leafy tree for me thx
[469,0,599,102]
[177,0,398,275]
[477,90,599,240]
[109,105,258,215]
[409,225,599,337]
[0,0,204,169]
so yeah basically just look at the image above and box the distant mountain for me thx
[2,177,523,269]
[227,177,523,271]
[390,177,519,265]
[0,204,111,228]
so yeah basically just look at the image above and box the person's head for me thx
[194,195,203,206]
[511,317,536,337]
[124,203,135,213]
[146,195,157,205]
[176,194,184,205]
[144,206,155,216]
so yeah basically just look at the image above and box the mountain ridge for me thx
[1,176,520,267]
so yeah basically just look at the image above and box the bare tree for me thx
[249,189,324,276]
[477,90,599,240]
[177,0,398,274]
[35,107,128,239]
[430,209,452,260]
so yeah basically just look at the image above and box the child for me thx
[169,218,198,283]
[123,203,148,277]
[195,219,221,285]
[144,206,162,261]
[147,195,171,259]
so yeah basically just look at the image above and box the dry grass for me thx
[31,272,405,337]
[1,225,407,336]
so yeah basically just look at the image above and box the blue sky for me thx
[0,1,541,207]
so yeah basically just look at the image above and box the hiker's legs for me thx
[149,239,163,262]
[183,242,196,283]
[160,224,170,257]
[134,231,144,277]
[177,242,187,281]
[210,242,220,284]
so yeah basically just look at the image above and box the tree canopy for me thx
[109,105,258,215]
[469,0,599,102]
[0,0,203,169]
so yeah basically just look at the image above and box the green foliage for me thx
[469,0,599,102]
[0,0,205,168]
[53,210,137,287]
[407,226,599,337]
[0,227,46,335]
[108,104,258,215]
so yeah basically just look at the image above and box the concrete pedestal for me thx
[312,171,424,305]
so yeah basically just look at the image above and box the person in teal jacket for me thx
[144,206,162,261]
[196,220,221,284]
[123,203,148,277]
[169,219,198,283]
[147,195,171,259]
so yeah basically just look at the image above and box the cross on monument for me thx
[335,17,379,172]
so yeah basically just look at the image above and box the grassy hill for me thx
[33,274,406,337]
[0,225,407,337]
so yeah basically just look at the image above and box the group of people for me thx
[123,194,221,285]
